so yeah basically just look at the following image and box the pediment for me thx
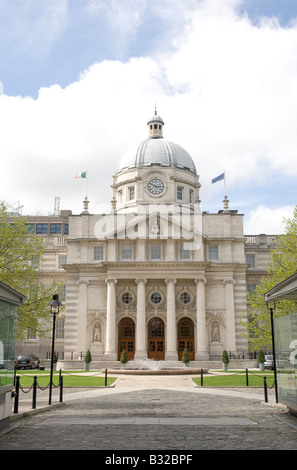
[94,207,202,244]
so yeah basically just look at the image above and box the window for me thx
[151,292,162,304]
[180,245,190,260]
[247,284,256,296]
[177,187,183,200]
[25,223,34,234]
[129,186,135,200]
[27,325,37,340]
[208,245,218,260]
[36,224,48,234]
[189,189,194,203]
[151,244,161,260]
[94,246,104,261]
[180,292,191,304]
[61,284,66,301]
[50,224,62,234]
[122,244,132,260]
[64,224,69,235]
[58,255,67,269]
[246,254,255,269]
[56,318,65,339]
[122,292,133,304]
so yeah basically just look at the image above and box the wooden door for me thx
[178,318,194,361]
[148,317,165,360]
[118,317,135,360]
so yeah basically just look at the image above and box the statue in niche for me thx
[150,221,159,236]
[93,323,102,343]
[211,321,220,343]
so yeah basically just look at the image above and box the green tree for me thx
[182,348,190,364]
[120,349,128,364]
[0,202,63,339]
[243,206,297,351]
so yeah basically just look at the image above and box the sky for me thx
[1,0,297,234]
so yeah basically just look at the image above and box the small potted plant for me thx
[258,349,265,371]
[182,348,190,366]
[222,350,229,371]
[84,349,92,371]
[120,349,128,366]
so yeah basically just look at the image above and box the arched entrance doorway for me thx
[178,318,195,361]
[118,317,135,360]
[148,317,165,360]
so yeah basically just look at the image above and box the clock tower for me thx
[112,110,200,213]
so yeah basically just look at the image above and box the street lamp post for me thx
[49,294,62,405]
[267,302,278,404]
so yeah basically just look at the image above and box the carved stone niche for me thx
[90,320,104,359]
[207,311,224,357]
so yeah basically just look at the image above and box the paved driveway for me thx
[1,374,296,452]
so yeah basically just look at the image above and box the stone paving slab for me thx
[37,416,257,426]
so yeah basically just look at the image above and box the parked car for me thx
[264,355,274,370]
[15,354,40,370]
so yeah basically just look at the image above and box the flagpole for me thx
[224,170,226,196]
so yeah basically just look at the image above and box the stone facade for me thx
[13,112,278,363]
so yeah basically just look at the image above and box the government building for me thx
[13,111,277,366]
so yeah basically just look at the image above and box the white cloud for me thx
[244,205,295,234]
[1,0,297,222]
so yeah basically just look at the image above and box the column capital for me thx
[165,278,176,284]
[223,278,236,285]
[105,278,117,285]
[195,277,207,285]
[76,279,89,286]
[135,278,147,285]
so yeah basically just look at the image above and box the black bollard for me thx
[201,368,204,386]
[32,376,37,409]
[263,376,268,403]
[105,368,108,386]
[14,376,20,414]
[59,375,63,403]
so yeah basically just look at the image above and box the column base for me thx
[103,352,118,361]
[165,352,178,361]
[134,352,148,361]
[195,351,210,361]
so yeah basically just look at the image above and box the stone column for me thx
[195,277,209,360]
[76,280,89,356]
[135,279,147,360]
[223,279,237,353]
[165,278,178,360]
[104,278,117,360]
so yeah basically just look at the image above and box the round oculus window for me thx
[180,292,191,304]
[122,292,133,304]
[150,292,162,304]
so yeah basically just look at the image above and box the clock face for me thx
[148,178,164,195]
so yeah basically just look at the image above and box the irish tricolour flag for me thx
[75,171,87,178]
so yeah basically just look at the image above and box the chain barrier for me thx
[13,371,63,414]
[199,367,276,403]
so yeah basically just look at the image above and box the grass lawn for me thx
[15,371,117,388]
[192,371,275,387]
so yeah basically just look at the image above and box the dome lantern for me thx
[147,107,164,139]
